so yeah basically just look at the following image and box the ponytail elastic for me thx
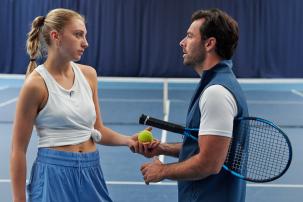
[37,16,46,27]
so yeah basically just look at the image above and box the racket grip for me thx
[139,114,185,134]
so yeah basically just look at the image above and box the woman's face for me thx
[57,18,89,61]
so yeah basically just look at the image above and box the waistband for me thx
[36,148,100,168]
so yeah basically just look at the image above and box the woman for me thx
[10,8,138,202]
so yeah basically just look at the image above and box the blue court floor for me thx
[1,76,303,202]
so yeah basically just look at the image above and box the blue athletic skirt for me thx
[27,148,113,202]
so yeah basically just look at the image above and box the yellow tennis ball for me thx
[138,130,153,143]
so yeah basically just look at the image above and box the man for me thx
[138,8,248,202]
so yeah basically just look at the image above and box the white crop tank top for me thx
[34,62,101,148]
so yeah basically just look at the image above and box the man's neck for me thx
[195,56,222,76]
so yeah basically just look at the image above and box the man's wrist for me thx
[160,163,168,181]
[159,143,181,157]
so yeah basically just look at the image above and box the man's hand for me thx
[129,127,161,158]
[138,140,161,158]
[140,157,165,184]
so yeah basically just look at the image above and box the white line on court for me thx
[130,99,303,105]
[159,80,170,163]
[100,98,162,102]
[246,184,303,188]
[154,81,170,185]
[0,179,29,183]
[1,75,303,84]
[106,181,303,188]
[159,100,170,163]
[0,74,25,79]
[1,179,303,188]
[0,97,18,108]
[291,89,303,97]
[248,100,303,104]
[0,86,9,91]
[96,77,303,84]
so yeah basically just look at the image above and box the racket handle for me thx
[139,114,185,134]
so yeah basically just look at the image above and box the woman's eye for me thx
[75,33,82,38]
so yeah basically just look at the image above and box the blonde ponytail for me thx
[26,16,45,77]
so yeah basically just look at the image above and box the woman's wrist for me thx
[125,135,133,146]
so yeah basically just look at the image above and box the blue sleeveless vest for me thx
[178,60,248,202]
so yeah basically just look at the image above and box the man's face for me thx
[179,19,206,67]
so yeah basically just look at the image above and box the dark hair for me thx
[26,8,84,77]
[191,8,239,59]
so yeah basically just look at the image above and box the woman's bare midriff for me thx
[48,138,96,153]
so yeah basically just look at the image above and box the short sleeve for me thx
[198,85,238,137]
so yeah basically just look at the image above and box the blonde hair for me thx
[26,8,84,76]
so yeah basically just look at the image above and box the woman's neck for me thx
[44,52,72,75]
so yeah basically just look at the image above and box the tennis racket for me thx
[139,114,292,183]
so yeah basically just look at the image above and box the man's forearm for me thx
[162,154,219,181]
[159,143,182,158]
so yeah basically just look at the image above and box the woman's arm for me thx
[10,74,45,202]
[80,65,135,147]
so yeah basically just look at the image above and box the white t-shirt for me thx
[198,85,238,138]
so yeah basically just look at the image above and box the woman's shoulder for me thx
[76,63,98,81]
[20,70,47,103]
[23,70,46,91]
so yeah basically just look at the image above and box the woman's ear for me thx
[50,30,61,47]
[50,30,58,40]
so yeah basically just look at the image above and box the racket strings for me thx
[225,119,290,181]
